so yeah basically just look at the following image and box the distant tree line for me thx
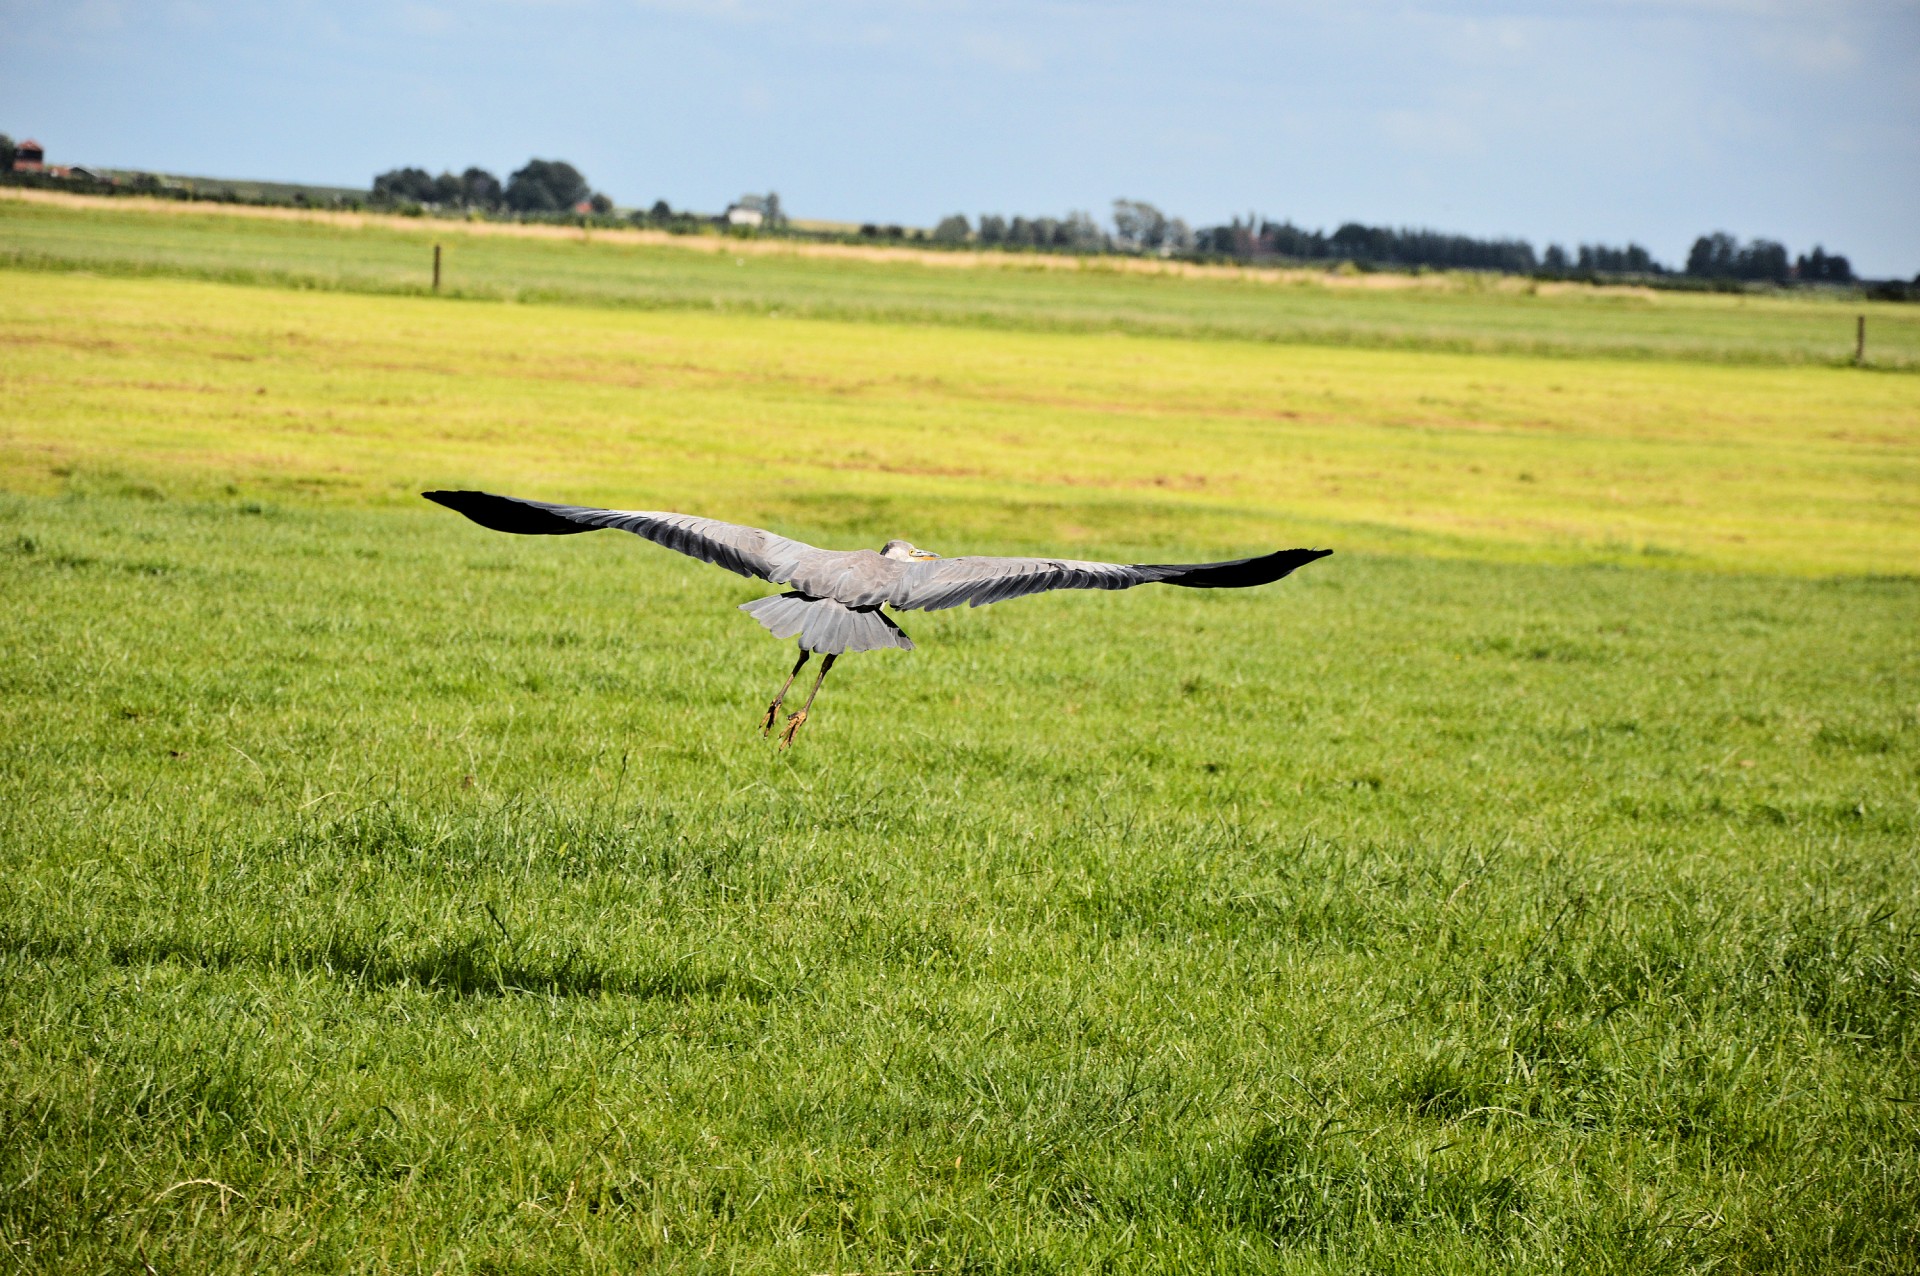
[370,159,610,215]
[943,201,1575,275]
[1532,243,1666,276]
[1216,220,1543,273]
[1082,202,1868,286]
[1686,232,1788,282]
[1577,243,1660,274]
[923,212,1108,251]
[1682,231,1853,284]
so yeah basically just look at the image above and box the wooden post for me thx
[433,244,442,292]
[1855,314,1865,364]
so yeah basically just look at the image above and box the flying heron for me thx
[424,490,1331,747]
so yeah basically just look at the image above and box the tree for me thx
[371,167,437,205]
[460,168,502,209]
[1688,232,1789,282]
[588,192,613,215]
[1262,220,1324,260]
[1742,239,1789,282]
[1687,232,1738,277]
[1061,212,1104,251]
[932,214,971,244]
[1543,244,1570,272]
[978,214,1007,245]
[1579,243,1662,274]
[504,159,590,213]
[0,135,15,172]
[1796,245,1851,283]
[1112,199,1169,251]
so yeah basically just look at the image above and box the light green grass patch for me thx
[4,272,1916,575]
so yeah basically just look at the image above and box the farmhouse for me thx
[725,204,765,228]
[10,138,44,172]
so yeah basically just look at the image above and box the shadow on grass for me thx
[1,928,779,1003]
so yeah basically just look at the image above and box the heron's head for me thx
[881,539,941,562]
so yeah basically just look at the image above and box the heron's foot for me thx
[759,700,782,735]
[777,709,808,749]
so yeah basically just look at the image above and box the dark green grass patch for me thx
[1,493,1916,1272]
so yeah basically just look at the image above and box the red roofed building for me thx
[11,139,45,172]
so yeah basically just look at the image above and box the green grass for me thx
[6,193,1920,369]
[0,212,1917,1272]
[3,493,1915,1273]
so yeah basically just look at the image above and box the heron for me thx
[424,490,1331,747]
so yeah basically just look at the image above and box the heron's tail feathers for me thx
[740,593,914,655]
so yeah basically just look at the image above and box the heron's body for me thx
[423,490,1330,744]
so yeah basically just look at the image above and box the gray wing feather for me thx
[422,490,822,585]
[425,491,1329,612]
[744,594,810,639]
[887,556,1165,611]
[816,607,846,652]
[887,548,1331,611]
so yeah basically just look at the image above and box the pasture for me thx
[6,191,1920,369]
[1,209,1917,1273]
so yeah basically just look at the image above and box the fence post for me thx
[1855,314,1865,364]
[433,244,442,293]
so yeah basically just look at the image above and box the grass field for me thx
[1,204,1917,1273]
[6,272,1917,576]
[7,192,1920,369]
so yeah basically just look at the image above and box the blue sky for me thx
[3,0,1916,275]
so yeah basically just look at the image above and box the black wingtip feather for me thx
[1159,547,1332,589]
[421,490,590,536]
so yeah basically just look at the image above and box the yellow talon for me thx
[778,710,808,749]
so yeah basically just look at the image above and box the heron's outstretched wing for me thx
[886,547,1331,612]
[422,490,822,585]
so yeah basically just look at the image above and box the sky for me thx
[3,0,1916,276]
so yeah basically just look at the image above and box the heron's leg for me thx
[778,653,836,749]
[761,647,811,735]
